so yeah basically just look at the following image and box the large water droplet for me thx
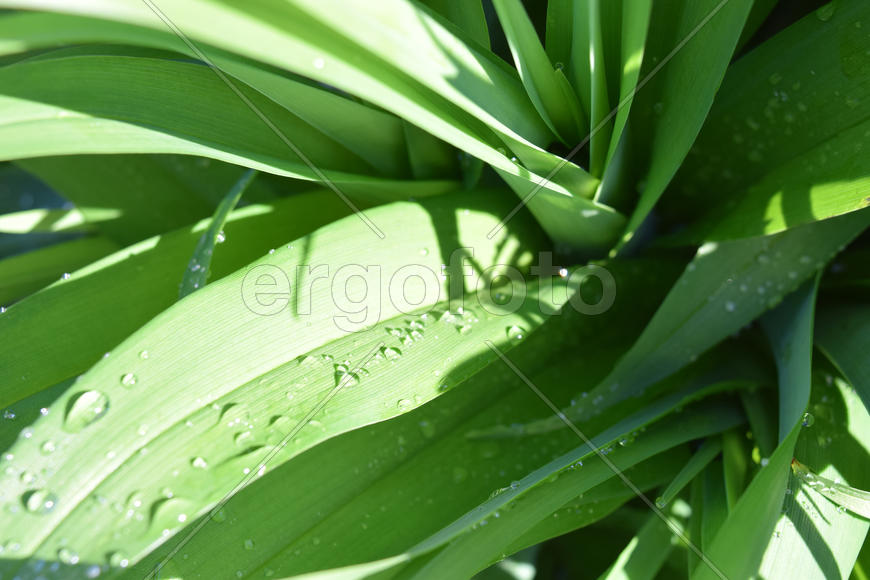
[802,412,815,427]
[23,489,58,514]
[120,373,137,387]
[397,399,413,412]
[63,391,109,433]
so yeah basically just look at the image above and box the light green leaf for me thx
[0,207,96,234]
[815,301,870,410]
[656,438,722,509]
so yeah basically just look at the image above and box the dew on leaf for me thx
[63,391,109,433]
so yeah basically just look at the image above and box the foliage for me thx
[0,1,868,579]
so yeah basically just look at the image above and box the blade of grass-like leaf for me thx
[735,0,779,51]
[0,208,97,234]
[690,424,802,580]
[404,401,744,579]
[0,236,119,305]
[586,0,612,177]
[815,301,870,410]
[656,438,722,509]
[792,460,870,519]
[0,190,355,409]
[509,209,870,435]
[474,546,537,580]
[0,191,553,570]
[179,169,256,298]
[597,511,677,580]
[402,122,459,181]
[699,460,728,553]
[617,0,754,251]
[739,388,777,459]
[761,276,820,442]
[687,474,703,575]
[758,363,870,579]
[418,0,490,49]
[493,0,584,143]
[668,0,870,239]
[721,428,748,510]
[569,0,592,123]
[601,0,651,173]
[545,0,571,67]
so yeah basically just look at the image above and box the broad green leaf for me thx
[618,0,754,250]
[758,364,870,579]
[0,236,119,305]
[0,190,355,408]
[545,0,572,67]
[474,546,537,580]
[656,438,722,509]
[761,277,820,442]
[178,170,256,298]
[690,425,801,580]
[123,257,685,579]
[0,191,556,572]
[493,0,583,143]
[668,0,870,240]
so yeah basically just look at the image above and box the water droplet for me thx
[380,346,402,361]
[768,72,783,85]
[120,373,137,387]
[244,538,255,550]
[655,497,666,509]
[506,325,526,343]
[452,466,468,483]
[23,489,58,514]
[216,231,226,243]
[802,412,815,427]
[212,508,227,523]
[397,399,413,412]
[39,407,49,416]
[419,248,429,256]
[313,57,325,69]
[61,273,71,280]
[139,350,150,359]
[725,301,736,312]
[63,391,109,432]
[86,564,101,578]
[2,410,15,420]
[40,440,56,455]
[58,547,80,565]
[190,457,208,469]
[108,551,129,568]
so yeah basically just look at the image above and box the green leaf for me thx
[761,277,820,442]
[0,190,557,572]
[597,511,678,580]
[586,0,613,177]
[493,0,584,143]
[0,236,119,305]
[0,207,96,234]
[758,363,870,579]
[669,0,870,240]
[690,425,801,580]
[618,0,754,250]
[815,301,870,410]
[179,169,256,298]
[656,438,722,509]
[0,190,355,409]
